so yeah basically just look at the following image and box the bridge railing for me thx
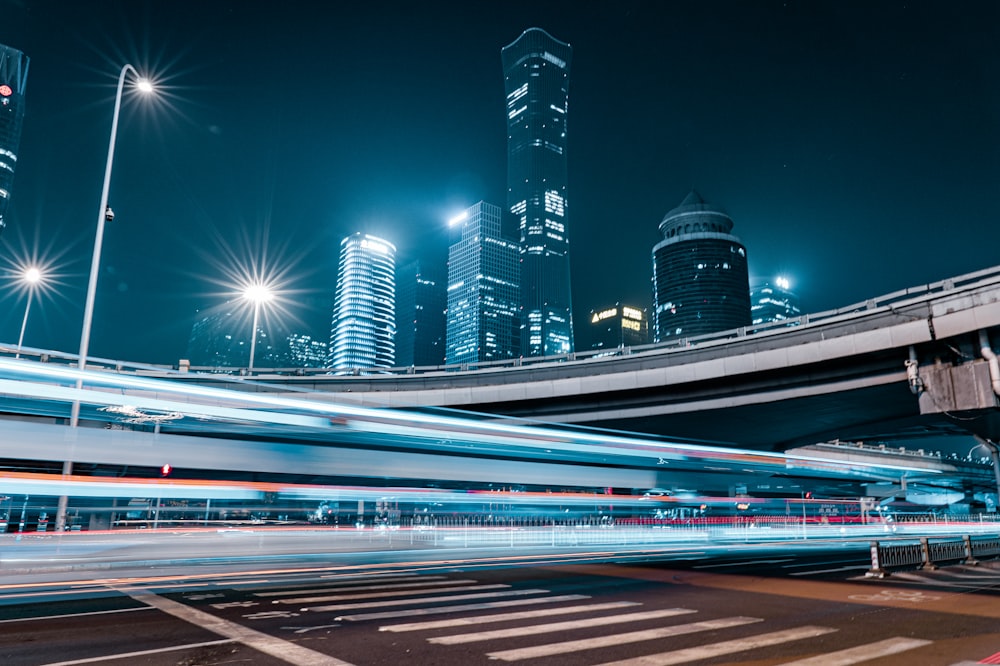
[867,534,1000,577]
[3,263,1000,380]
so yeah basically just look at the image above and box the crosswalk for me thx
[248,572,935,664]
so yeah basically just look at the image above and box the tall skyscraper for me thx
[328,233,396,372]
[395,260,446,368]
[502,28,574,358]
[286,333,328,368]
[446,202,521,366]
[0,43,29,237]
[652,191,751,342]
[751,277,801,326]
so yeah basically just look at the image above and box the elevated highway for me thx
[135,266,1000,452]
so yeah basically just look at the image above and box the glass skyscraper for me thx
[446,202,520,366]
[502,28,574,358]
[0,43,29,237]
[328,233,396,372]
[751,277,801,326]
[395,260,446,368]
[652,191,751,342]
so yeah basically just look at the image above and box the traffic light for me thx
[160,464,172,477]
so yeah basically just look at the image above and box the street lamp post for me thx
[57,64,153,532]
[15,266,43,358]
[243,283,274,372]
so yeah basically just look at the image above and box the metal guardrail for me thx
[867,534,1000,577]
[3,263,1000,380]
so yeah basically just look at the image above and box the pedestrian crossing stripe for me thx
[429,607,699,645]
[254,576,455,596]
[592,625,838,666]
[335,593,591,621]
[774,637,932,665]
[487,616,763,662]
[305,587,552,613]
[379,600,641,632]
[276,583,509,605]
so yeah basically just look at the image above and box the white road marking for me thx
[430,608,699,645]
[593,625,839,666]
[0,605,154,624]
[336,593,591,621]
[276,583,509,605]
[37,639,236,665]
[487,616,762,661]
[775,637,932,665]
[695,559,794,568]
[789,565,870,576]
[257,578,472,598]
[255,576,453,596]
[117,586,355,666]
[380,601,641,632]
[306,588,551,612]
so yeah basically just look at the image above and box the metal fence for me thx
[867,534,1000,577]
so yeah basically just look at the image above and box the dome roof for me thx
[658,190,735,239]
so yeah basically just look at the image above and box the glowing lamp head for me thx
[23,267,42,284]
[448,210,468,227]
[775,276,791,290]
[136,78,154,94]
[243,283,274,304]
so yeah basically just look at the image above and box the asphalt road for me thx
[1,547,998,666]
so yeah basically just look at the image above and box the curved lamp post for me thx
[58,64,154,531]
[15,266,43,358]
[243,282,274,372]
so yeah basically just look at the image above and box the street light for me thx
[59,64,154,532]
[15,266,43,358]
[243,282,274,372]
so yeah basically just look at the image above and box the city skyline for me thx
[0,1,998,364]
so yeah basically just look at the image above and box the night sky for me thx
[1,0,998,365]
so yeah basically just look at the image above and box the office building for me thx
[502,28,574,358]
[652,191,751,342]
[446,202,520,365]
[395,260,446,367]
[328,233,396,372]
[185,305,280,368]
[751,277,801,325]
[589,304,649,351]
[0,43,29,237]
[286,333,328,368]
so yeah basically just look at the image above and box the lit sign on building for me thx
[622,306,643,321]
[592,308,617,323]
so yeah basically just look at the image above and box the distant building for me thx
[446,202,521,365]
[751,277,801,325]
[588,304,649,351]
[0,43,29,237]
[286,333,327,368]
[652,191,751,342]
[186,304,280,368]
[395,260,446,368]
[502,27,574,358]
[328,233,396,372]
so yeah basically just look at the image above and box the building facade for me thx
[588,304,649,351]
[502,28,574,358]
[751,277,801,326]
[328,233,396,372]
[185,305,280,368]
[446,202,521,366]
[286,333,328,368]
[0,43,29,237]
[652,191,751,342]
[395,260,446,368]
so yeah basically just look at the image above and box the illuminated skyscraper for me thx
[652,191,751,342]
[328,233,396,372]
[751,277,801,326]
[502,28,574,358]
[446,202,520,366]
[395,260,446,367]
[0,43,29,237]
